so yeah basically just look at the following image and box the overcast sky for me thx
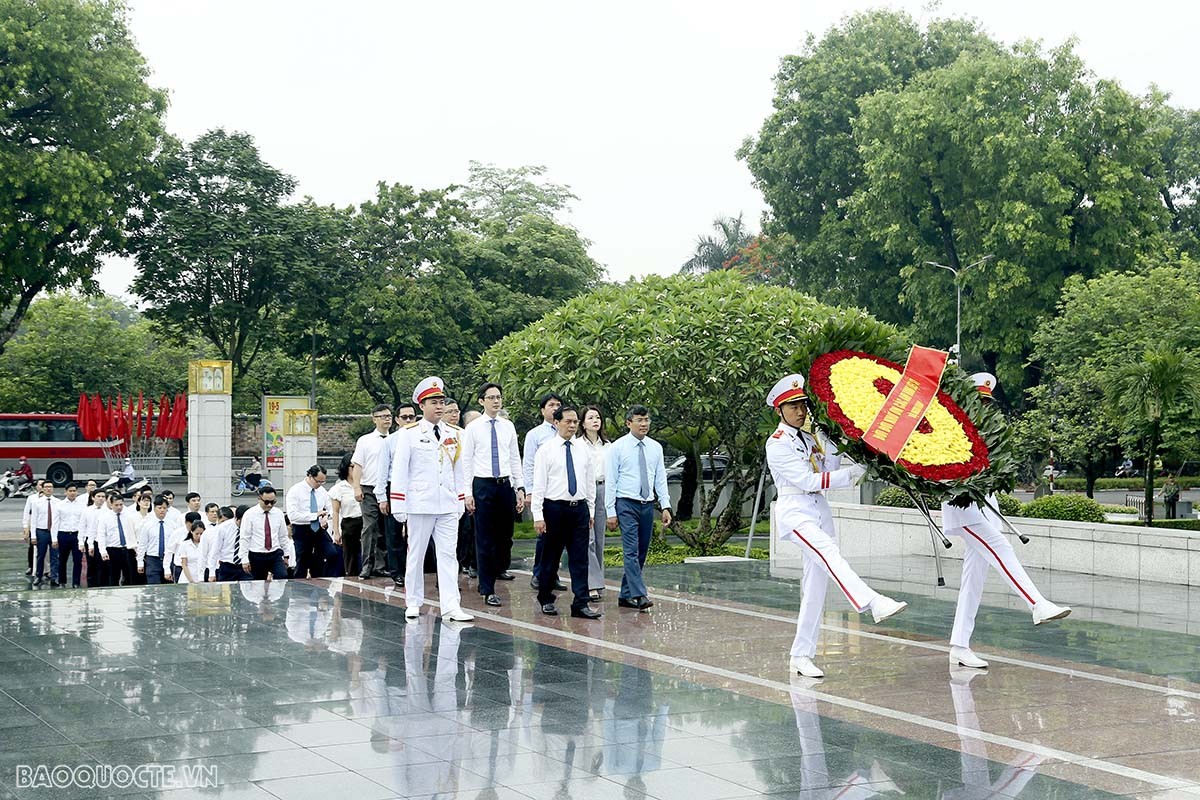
[102,0,1200,297]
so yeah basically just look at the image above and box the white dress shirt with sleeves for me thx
[137,513,186,568]
[206,519,240,573]
[96,508,134,550]
[351,430,390,489]
[239,504,294,563]
[522,421,557,489]
[460,414,524,498]
[531,435,596,522]
[285,480,330,528]
[22,494,37,531]
[51,497,82,535]
[388,419,466,517]
[604,433,672,518]
[80,505,102,550]
[579,436,609,482]
[372,430,401,490]
[28,494,55,530]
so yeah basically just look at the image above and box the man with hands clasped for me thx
[766,373,907,679]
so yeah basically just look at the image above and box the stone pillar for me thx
[279,409,319,494]
[187,360,233,505]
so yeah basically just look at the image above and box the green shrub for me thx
[1099,504,1137,515]
[345,416,377,440]
[996,494,1023,517]
[874,487,916,508]
[1111,518,1200,530]
[602,544,769,567]
[1020,494,1107,523]
[1053,477,1197,491]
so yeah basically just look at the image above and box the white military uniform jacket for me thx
[766,422,850,536]
[940,494,1002,532]
[388,419,466,516]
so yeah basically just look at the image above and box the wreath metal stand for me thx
[901,488,953,587]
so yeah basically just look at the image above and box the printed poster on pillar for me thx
[262,395,310,470]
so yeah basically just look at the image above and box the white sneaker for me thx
[442,609,475,622]
[870,596,908,624]
[949,646,989,669]
[1032,600,1071,625]
[405,606,420,620]
[789,656,825,678]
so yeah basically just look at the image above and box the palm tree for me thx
[680,215,753,274]
[1105,347,1200,526]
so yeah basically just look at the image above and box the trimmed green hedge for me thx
[997,493,1023,517]
[1053,477,1197,491]
[874,487,916,508]
[1019,494,1107,523]
[602,544,770,567]
[1099,504,1137,515]
[1112,518,1200,531]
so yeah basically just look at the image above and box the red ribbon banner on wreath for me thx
[861,346,948,460]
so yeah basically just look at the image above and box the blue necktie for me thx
[637,441,650,500]
[564,440,577,497]
[489,419,501,478]
[310,489,319,531]
[117,516,126,547]
[158,520,165,557]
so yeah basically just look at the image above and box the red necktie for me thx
[264,513,272,550]
[47,498,52,530]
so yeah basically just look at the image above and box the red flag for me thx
[145,399,155,440]
[136,392,145,439]
[75,394,87,439]
[172,393,189,439]
[156,394,170,438]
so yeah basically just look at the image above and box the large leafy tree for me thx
[0,0,169,353]
[852,43,1169,386]
[480,272,908,548]
[1105,348,1200,525]
[461,161,578,230]
[131,129,310,379]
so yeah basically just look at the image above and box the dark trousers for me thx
[339,516,362,576]
[85,542,108,588]
[359,485,383,577]
[384,514,407,576]
[144,554,165,585]
[474,477,516,595]
[293,524,338,578]
[34,529,59,582]
[537,501,592,610]
[1166,499,1178,519]
[106,547,136,586]
[57,532,81,587]
[249,550,288,580]
[172,564,182,582]
[456,510,476,571]
[217,561,251,582]
[616,498,655,600]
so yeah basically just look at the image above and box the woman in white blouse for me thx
[577,406,611,601]
[328,453,363,578]
[174,522,205,584]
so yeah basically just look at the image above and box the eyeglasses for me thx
[261,499,276,505]
[398,414,416,421]
[371,413,392,420]
[482,394,502,401]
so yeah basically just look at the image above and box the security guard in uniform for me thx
[941,373,1070,670]
[766,373,907,679]
[389,376,475,623]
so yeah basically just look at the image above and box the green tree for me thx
[480,272,907,548]
[0,0,169,352]
[1150,99,1200,254]
[131,129,315,379]
[461,161,578,229]
[852,43,1168,386]
[738,10,997,325]
[679,215,753,275]
[1105,348,1200,525]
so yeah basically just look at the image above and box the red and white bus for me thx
[0,413,107,486]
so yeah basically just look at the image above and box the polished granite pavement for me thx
[1,540,1198,799]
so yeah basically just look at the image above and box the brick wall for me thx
[231,414,369,457]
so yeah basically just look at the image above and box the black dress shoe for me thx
[618,597,641,609]
[541,603,558,616]
[530,577,539,590]
[571,607,602,619]
[357,572,372,580]
[485,594,501,607]
[497,571,515,581]
[554,580,568,591]
[466,567,477,578]
[392,576,404,588]
[637,596,653,609]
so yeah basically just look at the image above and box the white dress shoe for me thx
[789,656,825,678]
[442,609,475,622]
[1032,600,1071,625]
[949,666,983,686]
[405,606,420,619]
[949,646,989,669]
[868,760,903,795]
[870,595,908,624]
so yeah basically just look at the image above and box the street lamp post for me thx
[923,254,994,362]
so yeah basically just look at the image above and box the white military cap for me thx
[413,376,446,405]
[766,373,807,408]
[971,372,997,396]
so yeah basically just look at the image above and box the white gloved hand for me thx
[845,464,868,484]
[393,512,407,524]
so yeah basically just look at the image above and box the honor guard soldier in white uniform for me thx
[941,373,1070,670]
[766,373,908,679]
[390,376,475,623]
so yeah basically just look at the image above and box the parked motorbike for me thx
[0,470,36,501]
[99,471,150,499]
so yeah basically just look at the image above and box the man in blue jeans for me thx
[605,404,672,611]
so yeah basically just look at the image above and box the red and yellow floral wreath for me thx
[808,350,989,482]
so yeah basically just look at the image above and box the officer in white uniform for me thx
[766,373,908,679]
[389,376,474,623]
[941,373,1070,670]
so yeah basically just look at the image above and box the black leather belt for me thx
[546,499,584,507]
[475,476,512,485]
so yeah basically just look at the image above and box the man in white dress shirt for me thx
[287,465,337,578]
[52,483,84,588]
[461,382,526,607]
[352,404,395,581]
[29,480,60,588]
[97,493,137,587]
[532,406,601,618]
[525,392,564,589]
[389,376,474,622]
[80,488,110,588]
[137,494,185,584]
[240,486,294,580]
[207,506,250,582]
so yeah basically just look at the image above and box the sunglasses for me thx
[261,499,276,506]
[398,414,416,421]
